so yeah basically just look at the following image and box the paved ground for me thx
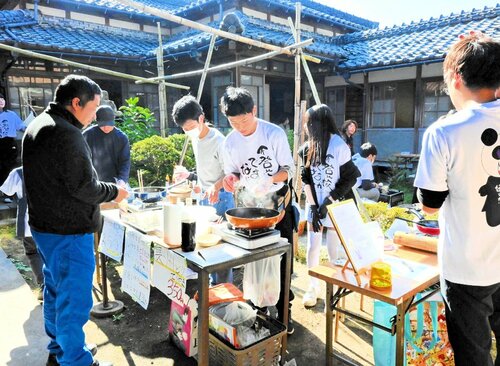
[0,218,375,366]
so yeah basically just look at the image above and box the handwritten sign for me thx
[152,245,187,305]
[121,228,151,309]
[98,216,125,262]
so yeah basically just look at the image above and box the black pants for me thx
[275,200,294,323]
[0,137,17,186]
[23,237,44,286]
[444,279,500,366]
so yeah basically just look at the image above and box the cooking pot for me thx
[132,186,167,202]
[225,207,284,230]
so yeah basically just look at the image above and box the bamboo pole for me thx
[116,0,299,56]
[287,17,321,106]
[0,43,189,89]
[292,3,302,189]
[178,34,218,166]
[156,22,168,137]
[138,38,313,83]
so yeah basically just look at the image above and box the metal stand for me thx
[91,252,124,318]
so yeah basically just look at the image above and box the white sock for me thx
[326,229,341,263]
[306,226,323,289]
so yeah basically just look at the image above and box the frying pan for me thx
[396,216,440,236]
[225,207,284,229]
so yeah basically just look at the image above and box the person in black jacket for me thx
[299,105,360,308]
[22,75,128,366]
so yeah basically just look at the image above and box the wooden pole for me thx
[292,3,302,189]
[156,22,168,137]
[138,38,313,83]
[0,43,189,89]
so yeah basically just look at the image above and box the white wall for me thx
[71,11,105,25]
[29,5,66,18]
[325,73,364,87]
[242,7,267,20]
[422,62,443,78]
[368,66,416,83]
[143,24,170,35]
[109,18,140,31]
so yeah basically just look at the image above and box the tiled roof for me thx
[42,0,377,31]
[0,10,157,58]
[334,5,500,72]
[159,10,346,59]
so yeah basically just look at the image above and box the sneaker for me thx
[91,361,113,366]
[37,285,44,302]
[302,286,320,307]
[287,318,295,335]
[3,197,12,203]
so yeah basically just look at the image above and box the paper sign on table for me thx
[98,216,125,262]
[121,228,151,309]
[152,245,187,305]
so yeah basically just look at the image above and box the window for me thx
[371,81,415,128]
[423,80,452,127]
[325,87,345,126]
[241,74,264,118]
[211,73,233,129]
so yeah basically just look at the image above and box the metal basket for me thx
[208,313,286,366]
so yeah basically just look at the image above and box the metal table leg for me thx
[197,269,210,366]
[280,246,291,365]
[326,282,334,366]
[395,298,413,365]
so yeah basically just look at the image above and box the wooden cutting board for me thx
[393,231,438,253]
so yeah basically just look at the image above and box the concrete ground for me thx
[0,217,375,365]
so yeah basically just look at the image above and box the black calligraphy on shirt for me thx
[311,154,336,192]
[239,145,276,180]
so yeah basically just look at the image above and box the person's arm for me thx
[360,179,375,190]
[329,160,360,201]
[14,112,26,132]
[417,188,448,215]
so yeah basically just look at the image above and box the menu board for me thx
[328,199,383,272]
[98,216,125,262]
[152,244,187,305]
[121,228,151,309]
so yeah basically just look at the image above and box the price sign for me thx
[98,216,125,262]
[152,245,187,305]
[121,228,151,309]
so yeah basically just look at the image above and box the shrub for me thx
[116,97,158,145]
[130,134,195,186]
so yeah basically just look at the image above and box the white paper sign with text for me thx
[98,216,125,262]
[152,245,187,305]
[121,228,151,309]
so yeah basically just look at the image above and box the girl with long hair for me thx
[299,104,360,307]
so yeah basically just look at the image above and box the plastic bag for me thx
[223,301,257,327]
[243,255,281,307]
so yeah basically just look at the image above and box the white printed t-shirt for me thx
[307,134,351,228]
[223,119,294,193]
[414,100,500,286]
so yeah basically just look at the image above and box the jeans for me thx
[32,230,95,366]
[199,189,235,285]
[444,279,500,366]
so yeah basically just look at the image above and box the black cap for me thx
[96,105,115,127]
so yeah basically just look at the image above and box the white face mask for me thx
[185,126,201,139]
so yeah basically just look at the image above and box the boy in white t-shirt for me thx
[220,87,296,334]
[352,142,380,202]
[414,32,500,365]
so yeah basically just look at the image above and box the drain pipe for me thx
[219,0,223,20]
[34,0,39,22]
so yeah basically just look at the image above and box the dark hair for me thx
[0,92,4,99]
[444,33,500,90]
[172,95,204,127]
[54,75,101,107]
[359,142,377,158]
[305,104,339,166]
[220,87,254,117]
[341,119,358,135]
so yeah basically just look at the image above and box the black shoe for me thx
[46,345,97,366]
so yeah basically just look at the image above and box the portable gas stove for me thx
[214,226,282,250]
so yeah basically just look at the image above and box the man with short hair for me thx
[220,86,296,334]
[414,32,500,365]
[83,105,131,185]
[23,74,128,366]
[352,142,380,201]
[172,95,234,285]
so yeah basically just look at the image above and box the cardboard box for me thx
[168,295,198,357]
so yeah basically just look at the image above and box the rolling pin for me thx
[393,231,438,253]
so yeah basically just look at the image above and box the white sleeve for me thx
[215,136,226,174]
[338,139,352,166]
[222,136,240,175]
[0,170,22,197]
[414,125,449,191]
[272,128,295,178]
